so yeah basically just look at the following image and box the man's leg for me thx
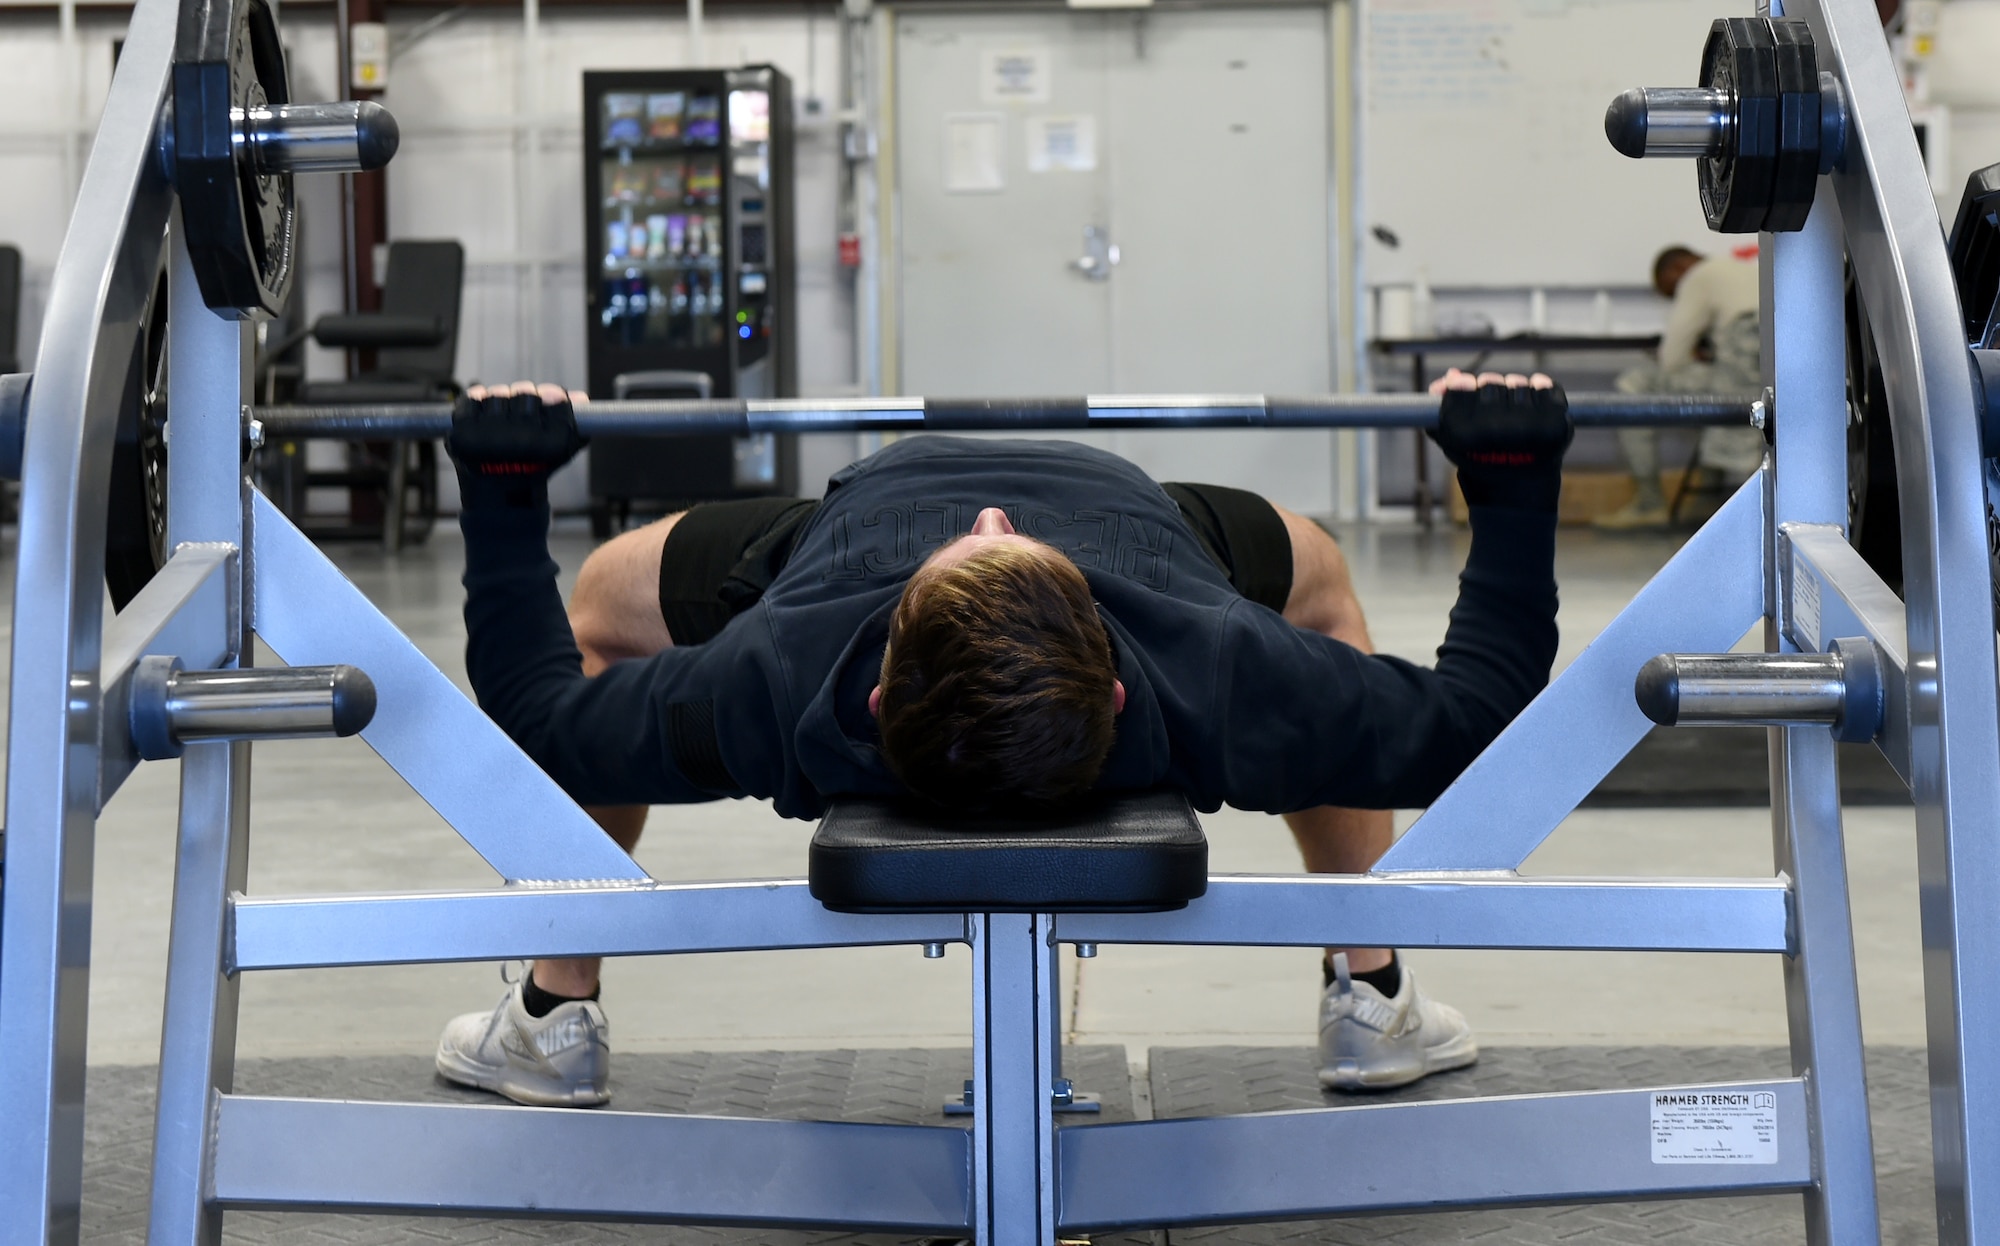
[1614,428,1667,514]
[1272,505,1478,1091]
[435,514,685,1107]
[1269,506,1395,974]
[528,512,686,998]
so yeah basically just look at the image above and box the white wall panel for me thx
[0,8,855,401]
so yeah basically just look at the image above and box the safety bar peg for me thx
[1634,638,1883,744]
[130,656,377,761]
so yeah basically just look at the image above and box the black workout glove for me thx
[1428,380,1573,514]
[446,388,588,509]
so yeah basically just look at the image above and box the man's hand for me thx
[447,381,588,508]
[1427,368,1573,514]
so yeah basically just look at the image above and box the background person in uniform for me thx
[431,370,1572,1109]
[1595,245,1764,530]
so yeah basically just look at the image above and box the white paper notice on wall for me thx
[1026,115,1097,173]
[1650,1090,1779,1164]
[981,48,1052,104]
[350,21,389,91]
[943,113,1006,194]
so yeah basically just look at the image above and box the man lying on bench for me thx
[435,369,1573,1108]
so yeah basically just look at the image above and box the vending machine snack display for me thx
[582,65,797,525]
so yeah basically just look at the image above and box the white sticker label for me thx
[1651,1090,1779,1164]
[1791,559,1822,648]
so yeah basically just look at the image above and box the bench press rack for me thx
[3,0,1999,1240]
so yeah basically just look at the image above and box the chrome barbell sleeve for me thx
[1604,87,1735,159]
[130,657,378,761]
[236,101,399,175]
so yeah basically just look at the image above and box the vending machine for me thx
[581,66,798,524]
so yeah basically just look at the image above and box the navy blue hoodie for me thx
[460,436,1558,818]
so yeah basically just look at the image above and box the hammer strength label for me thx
[1650,1090,1779,1164]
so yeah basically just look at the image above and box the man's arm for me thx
[1215,504,1556,812]
[459,501,755,806]
[1216,369,1567,813]
[451,383,760,807]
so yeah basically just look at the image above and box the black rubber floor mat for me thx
[1585,728,1909,807]
[1148,1045,1934,1244]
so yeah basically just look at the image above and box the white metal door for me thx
[1100,7,1334,506]
[895,7,1337,510]
[897,11,1116,398]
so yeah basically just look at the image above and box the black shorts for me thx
[656,483,1294,647]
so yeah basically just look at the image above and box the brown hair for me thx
[876,541,1118,811]
[1652,245,1702,296]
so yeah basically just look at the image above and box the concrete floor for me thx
[40,513,1925,1073]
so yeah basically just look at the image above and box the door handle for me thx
[1071,225,1120,281]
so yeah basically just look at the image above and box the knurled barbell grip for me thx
[130,656,377,761]
[1633,637,1884,743]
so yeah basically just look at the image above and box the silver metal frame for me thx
[1,0,1992,1240]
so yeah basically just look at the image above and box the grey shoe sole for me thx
[1318,1031,1480,1093]
[435,1043,611,1108]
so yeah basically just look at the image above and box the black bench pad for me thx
[809,792,1209,913]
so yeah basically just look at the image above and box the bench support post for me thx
[1772,723,1879,1243]
[971,912,1058,1245]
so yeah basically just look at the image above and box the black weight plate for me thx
[174,0,297,317]
[1946,161,2000,345]
[1986,465,2000,625]
[1763,18,1821,232]
[104,269,270,609]
[1941,165,2000,615]
[106,267,171,610]
[1699,18,1781,234]
[1843,262,1902,594]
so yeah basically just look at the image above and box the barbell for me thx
[246,392,1763,440]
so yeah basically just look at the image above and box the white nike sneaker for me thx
[1317,953,1478,1092]
[435,968,612,1107]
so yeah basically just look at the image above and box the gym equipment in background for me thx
[3,0,1997,1242]
[262,238,465,552]
[582,66,798,532]
[595,367,714,536]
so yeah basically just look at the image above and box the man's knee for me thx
[1275,506,1372,653]
[570,513,683,673]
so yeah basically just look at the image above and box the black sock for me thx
[1323,953,1401,998]
[521,972,600,1019]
